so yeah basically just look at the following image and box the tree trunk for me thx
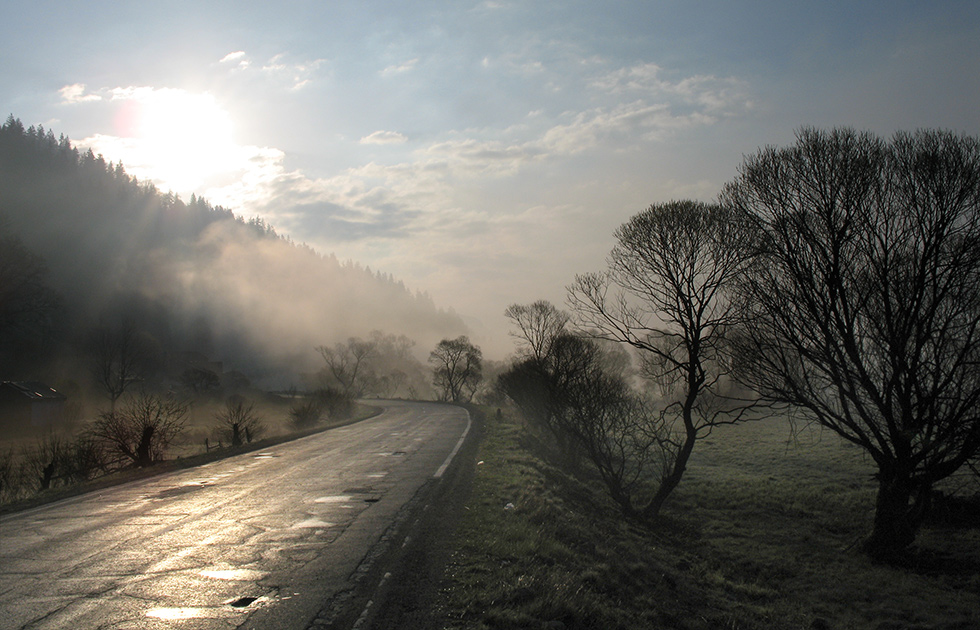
[862,467,922,561]
[641,427,696,520]
[135,426,155,467]
[40,460,55,490]
[641,368,701,520]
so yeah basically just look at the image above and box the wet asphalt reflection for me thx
[0,400,469,630]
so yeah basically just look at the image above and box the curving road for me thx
[0,400,470,630]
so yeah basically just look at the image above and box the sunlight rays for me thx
[75,87,246,194]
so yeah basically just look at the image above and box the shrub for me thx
[213,395,264,446]
[88,392,188,467]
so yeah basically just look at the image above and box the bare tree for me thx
[88,392,188,467]
[214,395,263,446]
[504,300,570,362]
[0,448,14,502]
[316,337,377,398]
[91,319,149,410]
[499,327,676,515]
[559,352,675,515]
[22,433,71,491]
[722,128,980,559]
[429,336,482,403]
[567,200,757,518]
[499,302,596,463]
[362,330,424,398]
[289,396,325,430]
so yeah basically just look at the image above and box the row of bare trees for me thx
[500,128,980,561]
[315,331,485,404]
[316,330,430,399]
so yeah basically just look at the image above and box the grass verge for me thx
[435,408,980,630]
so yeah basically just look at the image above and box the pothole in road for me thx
[229,596,258,608]
[342,486,381,503]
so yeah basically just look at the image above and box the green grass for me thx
[436,409,980,630]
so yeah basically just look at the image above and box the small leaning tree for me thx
[567,199,758,519]
[722,128,980,560]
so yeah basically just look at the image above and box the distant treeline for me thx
[0,116,467,386]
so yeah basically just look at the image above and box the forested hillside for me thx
[0,116,467,387]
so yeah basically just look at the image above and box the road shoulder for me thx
[308,404,485,630]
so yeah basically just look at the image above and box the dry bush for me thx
[88,392,188,467]
[213,395,264,446]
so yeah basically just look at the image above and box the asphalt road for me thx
[0,400,471,630]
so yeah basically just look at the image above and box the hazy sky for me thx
[2,1,978,356]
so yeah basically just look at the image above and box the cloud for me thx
[59,84,102,104]
[417,97,722,176]
[219,50,250,69]
[217,51,326,90]
[360,130,408,145]
[262,53,327,90]
[220,51,246,63]
[208,59,747,241]
[590,62,753,114]
[424,138,542,175]
[381,58,419,77]
[55,54,754,356]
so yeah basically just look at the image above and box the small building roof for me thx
[0,381,67,401]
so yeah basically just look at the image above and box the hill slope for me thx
[0,116,467,385]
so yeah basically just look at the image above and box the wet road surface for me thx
[0,400,470,630]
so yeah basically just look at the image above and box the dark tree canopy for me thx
[722,127,980,559]
[0,226,60,375]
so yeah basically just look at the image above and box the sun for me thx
[113,88,243,194]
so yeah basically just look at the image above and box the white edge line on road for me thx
[434,409,471,479]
